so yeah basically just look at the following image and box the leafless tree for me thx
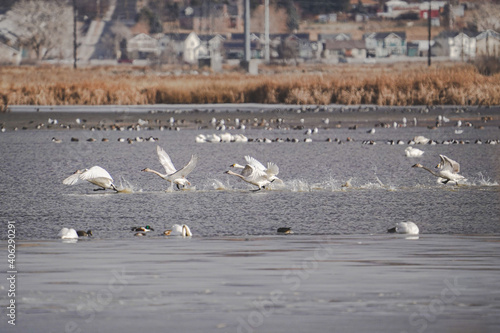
[471,1,500,31]
[7,0,73,60]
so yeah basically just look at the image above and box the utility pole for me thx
[264,0,270,63]
[244,0,250,62]
[73,0,77,69]
[427,0,431,67]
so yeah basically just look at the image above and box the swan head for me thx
[412,163,423,168]
[141,168,151,172]
[230,163,245,169]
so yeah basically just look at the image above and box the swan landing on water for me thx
[142,146,197,191]
[226,156,280,191]
[387,222,419,235]
[63,166,118,192]
[412,154,466,185]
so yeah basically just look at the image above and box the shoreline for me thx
[1,104,500,131]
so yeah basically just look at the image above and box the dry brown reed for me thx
[1,63,499,109]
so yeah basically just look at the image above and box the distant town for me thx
[0,0,499,70]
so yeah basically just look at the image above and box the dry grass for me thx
[1,63,499,109]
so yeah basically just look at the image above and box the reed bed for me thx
[1,63,499,109]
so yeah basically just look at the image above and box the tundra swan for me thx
[142,146,197,190]
[412,154,466,184]
[63,166,118,191]
[231,156,281,183]
[164,224,192,237]
[225,163,271,191]
[405,146,424,157]
[387,222,419,235]
[58,228,78,239]
[76,230,92,237]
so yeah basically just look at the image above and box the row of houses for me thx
[124,29,500,65]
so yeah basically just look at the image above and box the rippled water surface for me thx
[1,113,500,332]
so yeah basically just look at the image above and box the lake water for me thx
[1,109,500,332]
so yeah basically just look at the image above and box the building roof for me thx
[324,40,366,50]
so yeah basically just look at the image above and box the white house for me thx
[432,31,476,60]
[364,32,407,57]
[475,30,500,57]
[127,33,160,59]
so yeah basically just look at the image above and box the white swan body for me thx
[58,227,78,239]
[412,154,466,184]
[405,146,424,157]
[164,224,192,237]
[387,222,419,235]
[63,166,117,191]
[142,146,197,190]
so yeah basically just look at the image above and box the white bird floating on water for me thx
[164,224,192,237]
[58,227,78,239]
[63,166,118,192]
[387,222,419,235]
[142,146,197,191]
[412,154,466,185]
[405,146,424,157]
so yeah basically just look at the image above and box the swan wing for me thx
[63,173,83,185]
[169,155,197,180]
[243,164,267,183]
[80,166,113,182]
[245,156,266,171]
[156,146,177,174]
[266,162,279,177]
[440,155,460,173]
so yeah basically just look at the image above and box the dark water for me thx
[1,124,499,239]
[1,115,500,333]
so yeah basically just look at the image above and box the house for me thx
[0,41,21,65]
[323,40,367,60]
[364,32,407,57]
[431,30,476,60]
[317,33,351,43]
[160,32,208,64]
[127,33,160,59]
[475,30,500,57]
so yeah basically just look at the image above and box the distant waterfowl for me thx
[58,228,78,239]
[412,154,466,184]
[51,137,62,143]
[142,146,197,190]
[388,222,419,235]
[131,225,154,232]
[164,224,192,237]
[277,227,293,234]
[405,146,424,157]
[412,136,430,144]
[63,166,118,192]
[76,229,92,237]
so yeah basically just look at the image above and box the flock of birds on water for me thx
[58,137,469,240]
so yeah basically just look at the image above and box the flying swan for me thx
[387,222,419,235]
[164,224,192,237]
[225,159,272,191]
[63,166,118,191]
[412,154,466,184]
[142,146,197,191]
[231,156,281,183]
